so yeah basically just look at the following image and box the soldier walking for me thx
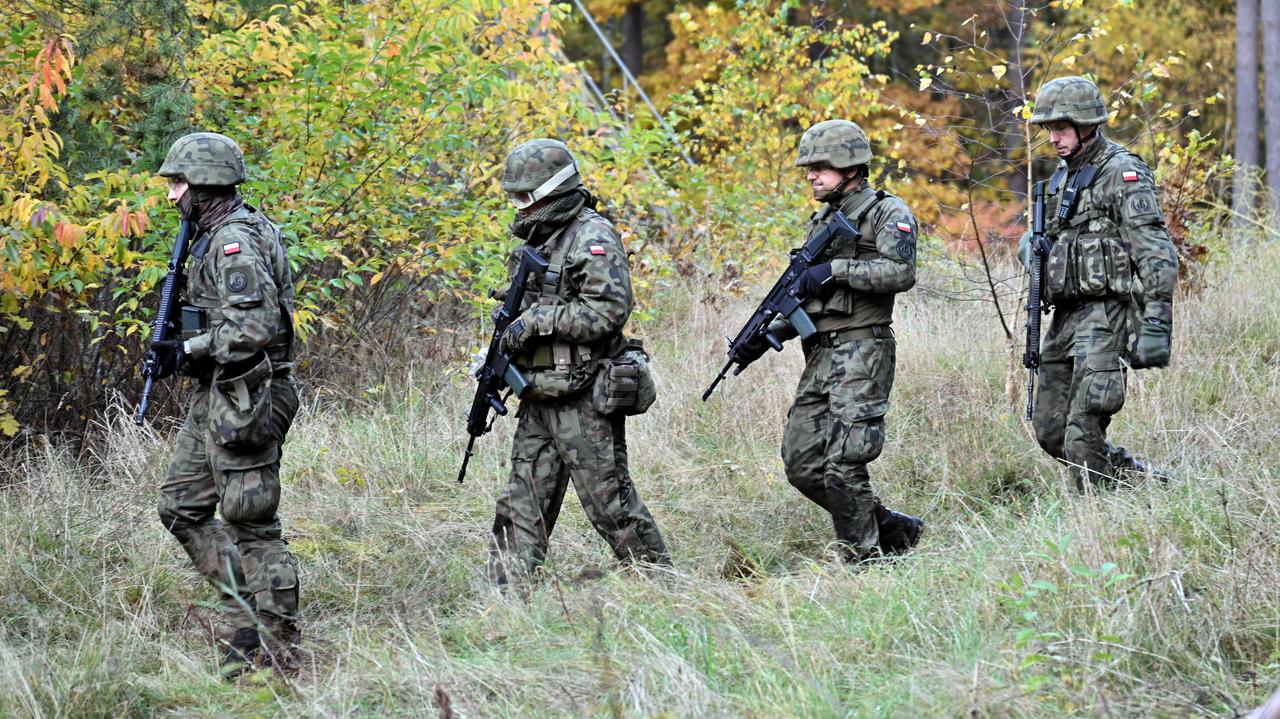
[150,133,302,677]
[486,139,671,587]
[739,120,924,564]
[1021,77,1178,490]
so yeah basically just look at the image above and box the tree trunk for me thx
[1262,0,1280,214]
[1235,0,1260,225]
[621,2,644,79]
[1006,0,1029,195]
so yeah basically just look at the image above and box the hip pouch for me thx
[592,338,657,417]
[208,350,275,451]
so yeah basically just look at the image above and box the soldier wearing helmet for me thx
[485,138,670,588]
[152,132,302,677]
[741,119,924,565]
[1020,76,1178,490]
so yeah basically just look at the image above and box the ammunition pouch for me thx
[1045,230,1133,303]
[208,350,275,451]
[179,305,208,340]
[591,338,657,417]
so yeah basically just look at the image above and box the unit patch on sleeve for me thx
[1122,171,1139,183]
[223,241,242,255]
[222,263,260,305]
[894,220,917,261]
[588,245,606,255]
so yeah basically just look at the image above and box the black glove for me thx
[1129,318,1171,369]
[146,339,184,380]
[797,262,835,299]
[500,318,529,354]
[733,333,772,366]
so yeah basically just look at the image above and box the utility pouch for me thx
[180,305,208,340]
[592,338,657,417]
[208,351,275,451]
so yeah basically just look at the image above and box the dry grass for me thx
[2,242,1278,718]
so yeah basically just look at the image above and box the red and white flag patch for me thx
[896,221,913,233]
[589,245,606,255]
[1122,171,1139,182]
[223,242,241,255]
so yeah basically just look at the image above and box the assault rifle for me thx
[135,219,195,425]
[702,209,860,401]
[456,246,550,483]
[1022,181,1048,421]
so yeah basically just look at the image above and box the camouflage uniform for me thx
[153,133,300,662]
[487,139,669,586]
[782,121,921,559]
[1023,77,1178,489]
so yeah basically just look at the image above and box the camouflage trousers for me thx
[782,334,895,555]
[158,377,300,631]
[1032,299,1147,489]
[488,392,670,586]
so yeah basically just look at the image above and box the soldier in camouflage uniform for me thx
[486,138,671,587]
[1020,77,1178,490]
[741,120,924,564]
[150,132,301,677]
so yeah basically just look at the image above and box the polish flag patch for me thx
[589,245,606,255]
[1122,171,1139,182]
[896,221,913,233]
[223,242,241,255]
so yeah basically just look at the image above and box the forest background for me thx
[3,1,1280,717]
[0,0,1261,443]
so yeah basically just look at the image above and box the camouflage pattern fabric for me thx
[488,393,670,586]
[781,181,917,558]
[803,183,918,332]
[1029,134,1177,488]
[158,198,300,634]
[782,336,895,557]
[1029,76,1108,126]
[489,203,670,586]
[501,138,580,196]
[158,377,300,629]
[795,120,873,169]
[159,132,247,186]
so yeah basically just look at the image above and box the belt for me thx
[804,324,893,349]
[197,368,290,387]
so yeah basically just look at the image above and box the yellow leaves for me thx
[918,77,933,92]
[0,388,17,437]
[922,31,933,44]
[1061,55,1077,68]
[1150,62,1170,79]
[991,64,1007,81]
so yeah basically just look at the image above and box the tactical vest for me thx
[803,187,895,330]
[517,207,625,372]
[186,206,295,369]
[1042,144,1137,305]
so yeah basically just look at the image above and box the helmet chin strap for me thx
[825,168,862,203]
[1065,124,1097,158]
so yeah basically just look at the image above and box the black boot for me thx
[220,627,260,680]
[874,500,924,556]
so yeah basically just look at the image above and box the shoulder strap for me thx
[540,211,592,295]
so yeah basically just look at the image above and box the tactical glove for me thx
[499,307,554,354]
[1129,318,1171,369]
[147,339,185,380]
[733,333,772,366]
[797,262,835,299]
[1018,230,1051,271]
[499,318,529,354]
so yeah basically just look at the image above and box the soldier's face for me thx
[166,178,189,203]
[806,164,847,196]
[1044,122,1080,156]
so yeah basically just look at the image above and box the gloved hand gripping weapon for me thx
[1022,181,1048,421]
[457,246,550,483]
[702,210,860,401]
[135,219,195,425]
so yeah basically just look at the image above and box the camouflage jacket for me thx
[802,183,918,332]
[1042,135,1177,325]
[183,204,294,370]
[511,206,632,371]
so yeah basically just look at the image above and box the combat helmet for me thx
[158,132,247,186]
[501,139,581,209]
[795,120,873,169]
[1029,76,1108,126]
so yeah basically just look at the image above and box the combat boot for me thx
[220,627,260,681]
[874,500,924,556]
[260,617,302,674]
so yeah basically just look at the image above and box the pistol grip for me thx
[786,307,818,339]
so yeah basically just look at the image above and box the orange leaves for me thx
[53,221,83,249]
[28,37,73,112]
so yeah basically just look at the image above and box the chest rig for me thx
[519,208,621,371]
[1041,146,1135,305]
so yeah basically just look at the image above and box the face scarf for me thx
[510,188,592,244]
[178,186,243,228]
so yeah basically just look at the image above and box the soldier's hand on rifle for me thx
[148,338,185,380]
[734,333,772,366]
[797,262,835,299]
[500,307,552,354]
[1129,318,1171,369]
